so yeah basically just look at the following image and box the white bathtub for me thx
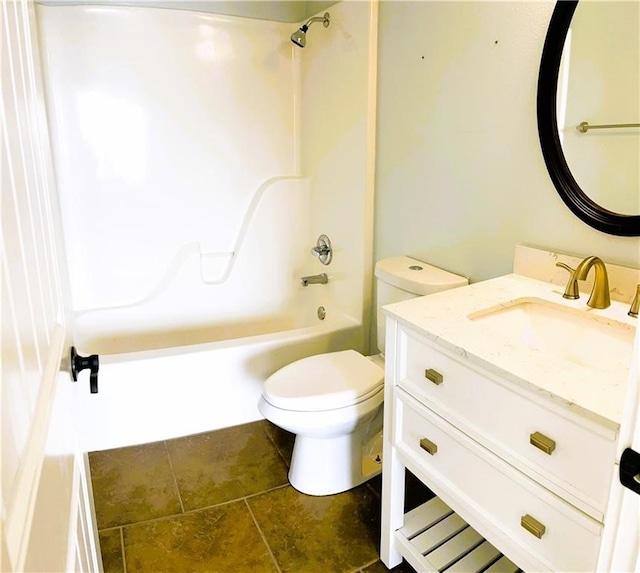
[74,311,363,452]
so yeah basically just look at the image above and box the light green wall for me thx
[374,1,640,284]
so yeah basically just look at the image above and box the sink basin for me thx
[468,297,635,370]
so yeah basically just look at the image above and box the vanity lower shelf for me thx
[396,497,520,573]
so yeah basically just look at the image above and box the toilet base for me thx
[287,408,383,496]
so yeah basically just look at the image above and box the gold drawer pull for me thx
[425,368,443,385]
[419,437,438,455]
[521,514,546,539]
[530,431,556,455]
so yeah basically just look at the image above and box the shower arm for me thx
[301,13,330,31]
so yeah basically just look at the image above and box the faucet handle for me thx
[629,284,640,318]
[310,234,332,265]
[555,262,579,299]
[556,262,575,274]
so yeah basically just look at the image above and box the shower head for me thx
[290,12,330,48]
[290,27,307,48]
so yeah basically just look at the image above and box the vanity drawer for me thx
[395,390,602,573]
[399,328,616,516]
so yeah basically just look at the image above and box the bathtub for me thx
[74,310,363,452]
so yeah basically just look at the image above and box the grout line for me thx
[119,527,127,573]
[275,447,291,469]
[261,422,293,469]
[244,498,283,573]
[183,482,291,515]
[243,482,290,502]
[111,506,214,529]
[98,525,122,533]
[366,480,381,498]
[107,484,292,530]
[163,440,186,514]
[360,556,381,570]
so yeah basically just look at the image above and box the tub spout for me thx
[300,273,328,287]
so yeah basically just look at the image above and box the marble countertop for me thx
[383,273,638,429]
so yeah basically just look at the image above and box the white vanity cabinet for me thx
[380,318,619,573]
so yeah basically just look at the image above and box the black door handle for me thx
[620,448,640,496]
[70,346,100,394]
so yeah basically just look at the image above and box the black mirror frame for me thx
[537,0,640,237]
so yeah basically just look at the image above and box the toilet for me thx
[258,256,468,496]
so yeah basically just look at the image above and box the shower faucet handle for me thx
[311,234,332,265]
[311,245,331,256]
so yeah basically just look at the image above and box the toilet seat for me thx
[263,350,384,412]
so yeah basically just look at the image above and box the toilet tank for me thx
[374,256,468,354]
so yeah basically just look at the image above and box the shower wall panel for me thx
[72,178,314,351]
[300,1,378,345]
[37,6,302,332]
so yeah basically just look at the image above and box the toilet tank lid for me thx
[375,256,468,295]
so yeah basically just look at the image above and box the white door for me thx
[1,0,100,570]
[598,325,640,572]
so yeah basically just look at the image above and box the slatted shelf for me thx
[395,498,521,573]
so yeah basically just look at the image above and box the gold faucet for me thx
[555,256,610,309]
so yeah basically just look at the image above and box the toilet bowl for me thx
[259,350,384,496]
[259,257,468,496]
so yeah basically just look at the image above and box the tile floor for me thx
[89,420,430,573]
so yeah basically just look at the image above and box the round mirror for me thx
[537,0,640,236]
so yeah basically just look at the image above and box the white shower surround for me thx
[37,1,378,448]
